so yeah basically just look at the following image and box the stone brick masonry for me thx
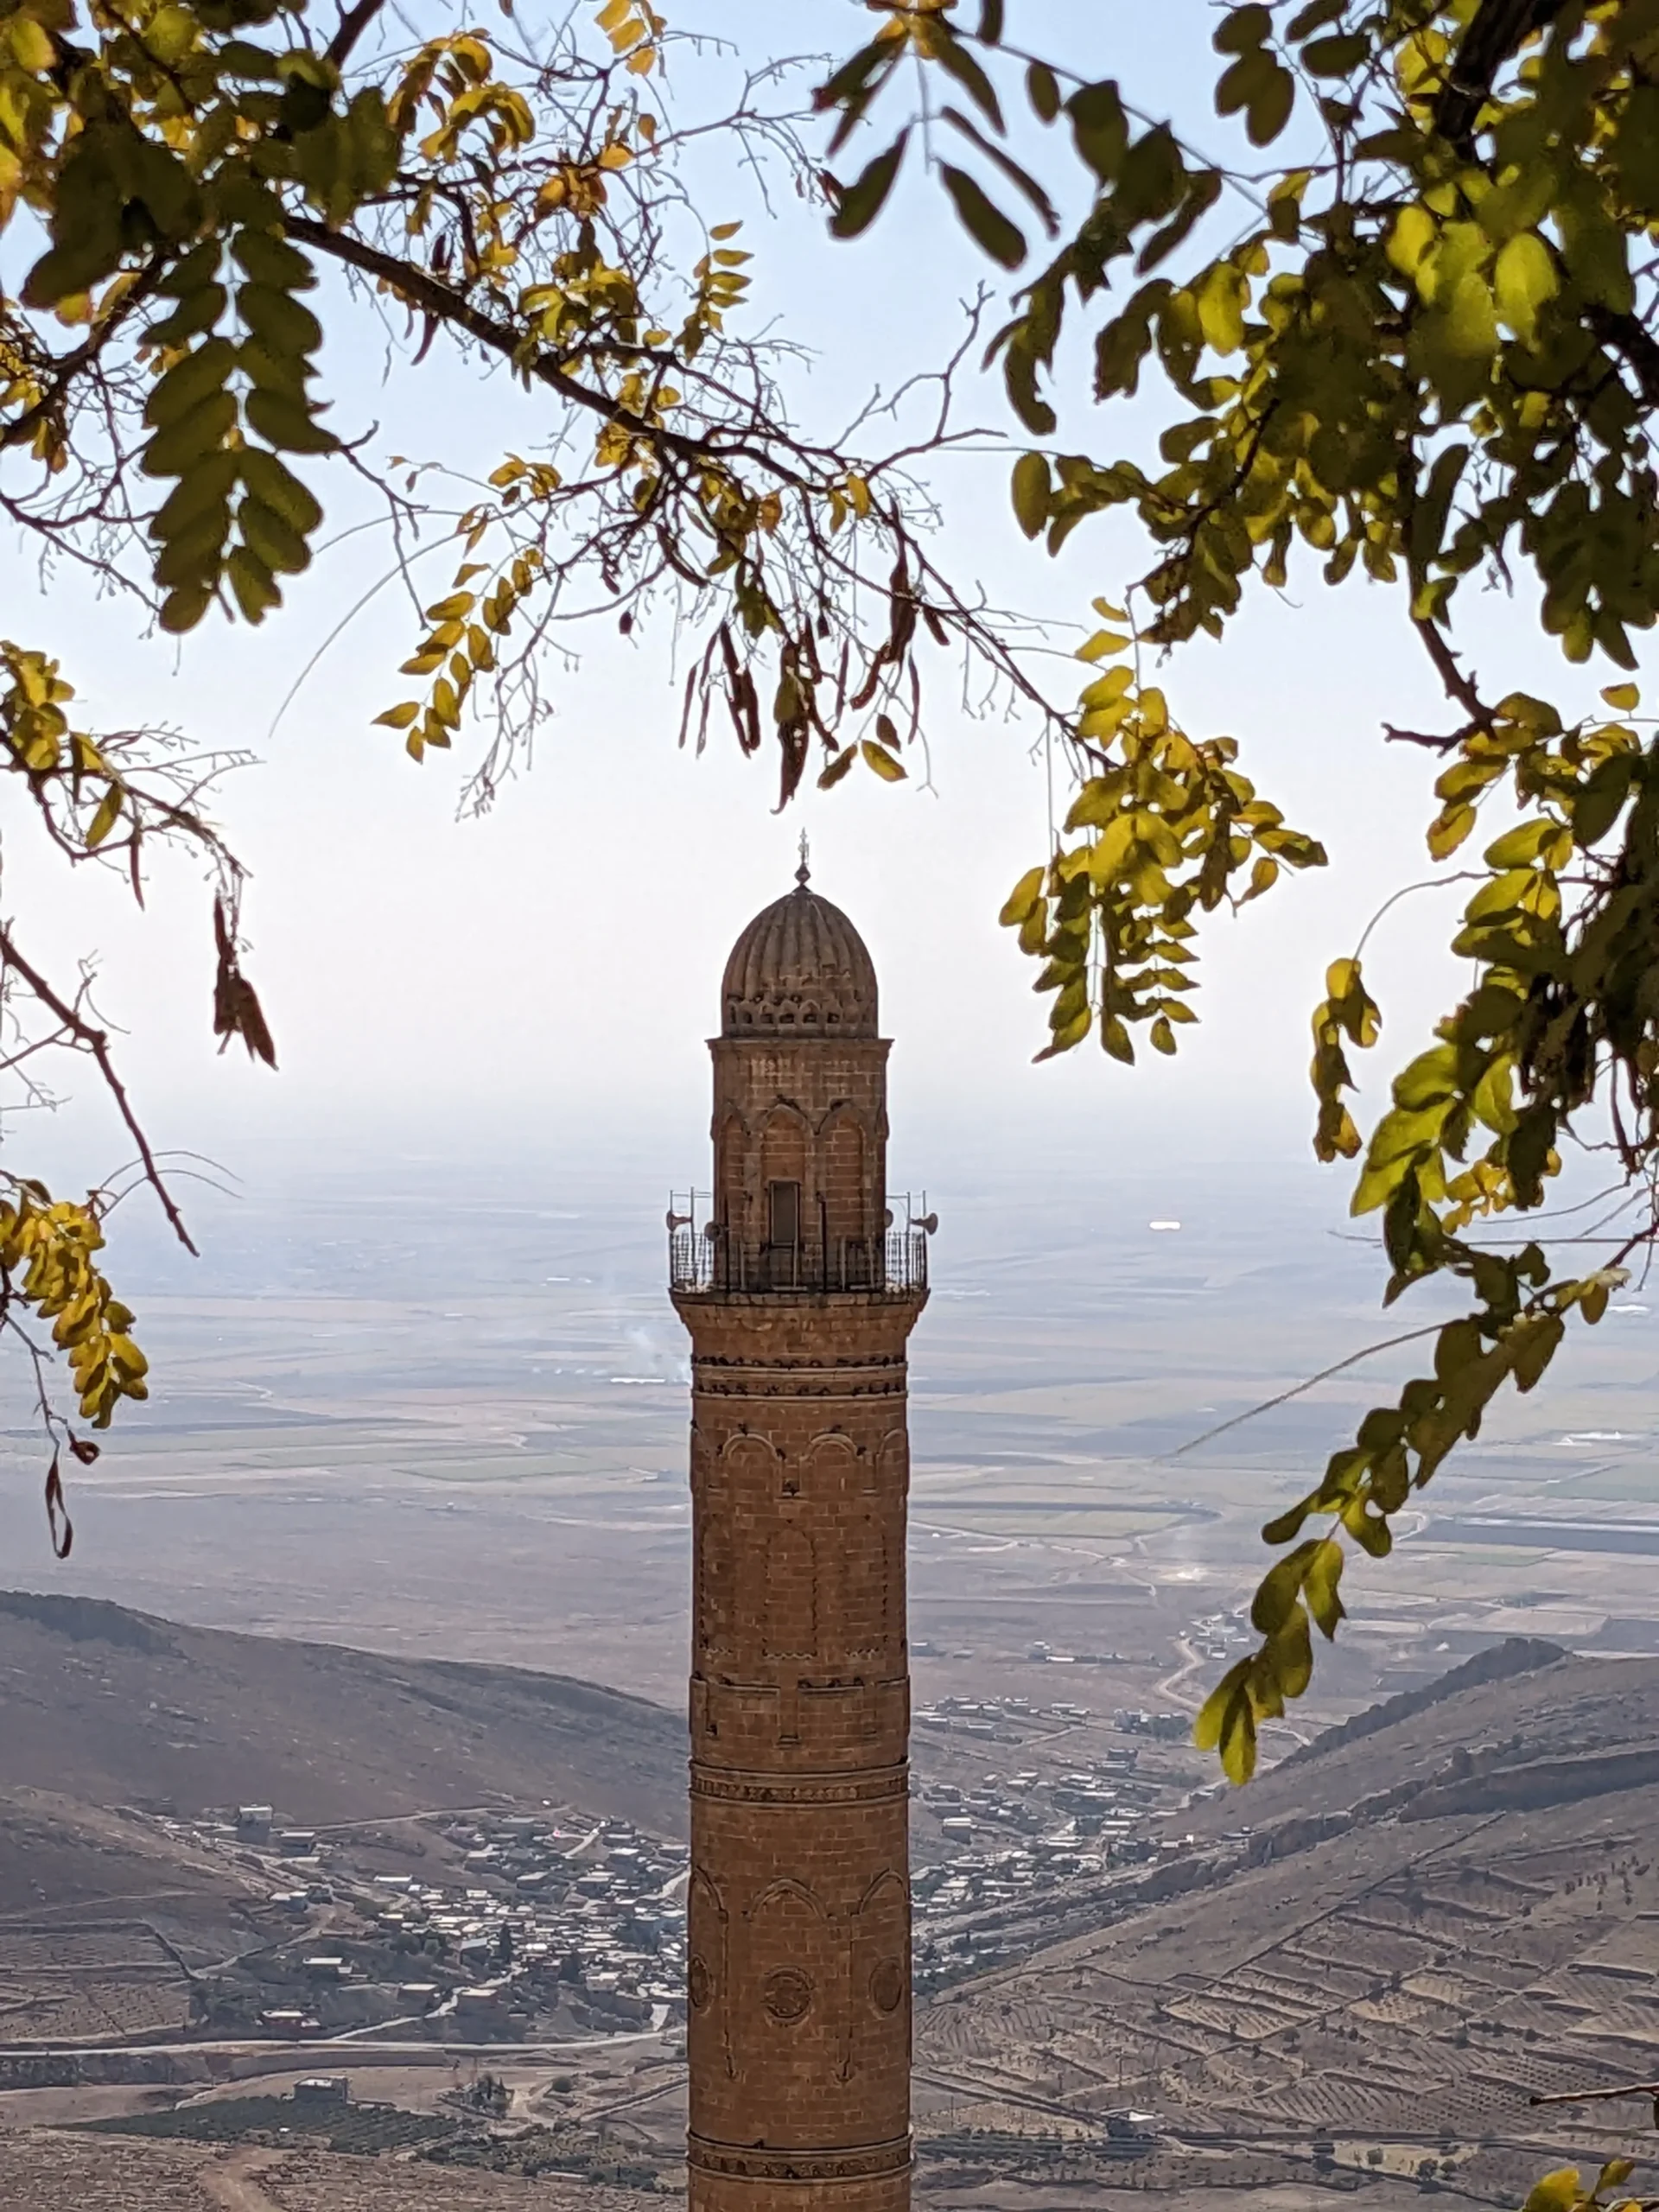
[671,879,924,2212]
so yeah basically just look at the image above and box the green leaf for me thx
[1301,31,1367,73]
[141,392,237,479]
[1193,1659,1256,1783]
[1066,79,1128,182]
[1261,1495,1313,1546]
[153,505,231,588]
[1303,1539,1345,1638]
[143,283,229,349]
[1251,1539,1318,1635]
[1212,4,1270,54]
[149,450,241,542]
[829,130,909,239]
[1011,451,1050,538]
[238,448,323,536]
[143,339,238,430]
[942,108,1058,233]
[931,28,1003,130]
[231,228,316,289]
[238,496,311,575]
[244,390,339,454]
[226,544,281,624]
[1026,60,1060,123]
[1246,59,1294,145]
[1510,1313,1564,1394]
[238,283,323,358]
[158,581,216,634]
[938,165,1027,270]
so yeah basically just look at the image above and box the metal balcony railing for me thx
[667,1192,928,1297]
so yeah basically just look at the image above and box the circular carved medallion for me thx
[687,1955,712,2012]
[763,1967,812,2023]
[868,1956,905,2015]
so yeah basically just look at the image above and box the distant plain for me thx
[5,1145,1656,1732]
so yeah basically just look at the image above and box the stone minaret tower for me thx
[670,855,926,2212]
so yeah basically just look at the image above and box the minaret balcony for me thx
[667,1194,927,1299]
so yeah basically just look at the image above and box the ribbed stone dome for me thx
[721,880,878,1038]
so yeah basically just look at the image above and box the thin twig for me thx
[0,924,196,1255]
[1158,1324,1447,1463]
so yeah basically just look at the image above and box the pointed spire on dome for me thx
[796,829,810,888]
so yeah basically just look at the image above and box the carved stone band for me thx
[687,2133,912,2183]
[689,1763,908,1807]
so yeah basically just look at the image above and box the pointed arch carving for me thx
[759,1102,809,1188]
[715,1107,751,1233]
[846,1866,909,2081]
[689,1866,734,2078]
[763,1524,817,1659]
[696,1510,734,1658]
[819,1105,871,1277]
[741,1876,837,2075]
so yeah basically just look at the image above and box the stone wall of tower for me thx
[675,1294,921,2211]
[711,1038,890,1262]
[676,997,922,2212]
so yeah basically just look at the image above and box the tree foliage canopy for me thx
[819,0,1659,1783]
[4,0,1659,1825]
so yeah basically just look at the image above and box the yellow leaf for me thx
[1493,231,1557,346]
[1195,264,1247,354]
[861,739,907,782]
[375,702,422,729]
[1386,202,1436,278]
[1601,682,1640,710]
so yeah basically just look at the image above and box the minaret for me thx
[670,851,926,2212]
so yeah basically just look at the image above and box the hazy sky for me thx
[1,2,1629,1234]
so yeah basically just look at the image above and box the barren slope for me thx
[917,1648,1659,2204]
[0,1589,683,1840]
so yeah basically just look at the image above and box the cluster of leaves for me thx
[1518,2162,1656,2212]
[0,1173,154,1555]
[996,604,1326,1060]
[0,1180,148,1429]
[825,0,1659,660]
[376,536,545,763]
[3,0,1088,1538]
[1192,679,1659,1777]
[817,0,1659,1758]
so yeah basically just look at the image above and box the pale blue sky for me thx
[0,1,1630,1219]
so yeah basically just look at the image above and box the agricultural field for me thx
[0,1923,195,2045]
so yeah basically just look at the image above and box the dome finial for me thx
[796,828,810,888]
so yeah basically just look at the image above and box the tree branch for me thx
[282,215,820,492]
[1586,303,1659,411]
[327,0,389,67]
[0,924,197,1255]
[1412,615,1497,739]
